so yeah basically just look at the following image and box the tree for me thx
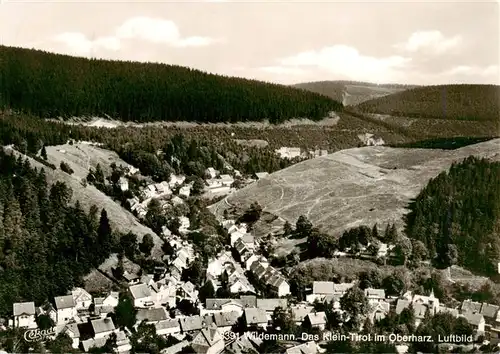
[283,221,293,237]
[296,215,313,238]
[339,286,368,329]
[114,292,137,330]
[191,177,205,195]
[383,269,409,297]
[36,314,54,330]
[97,209,112,261]
[359,269,383,289]
[271,306,296,334]
[46,332,74,354]
[59,161,74,175]
[41,146,48,160]
[394,236,412,265]
[139,234,154,256]
[120,232,138,260]
[182,259,204,286]
[198,280,215,303]
[411,239,428,263]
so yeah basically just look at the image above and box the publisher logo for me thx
[24,327,56,342]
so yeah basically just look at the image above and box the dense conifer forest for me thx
[0,149,116,316]
[0,46,342,123]
[405,156,500,275]
[356,84,500,121]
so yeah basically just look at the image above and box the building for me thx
[91,318,116,339]
[54,295,77,325]
[119,177,129,192]
[462,313,486,333]
[275,147,301,159]
[213,311,240,333]
[136,308,169,325]
[364,288,386,305]
[306,281,334,303]
[62,323,80,349]
[129,283,153,308]
[244,308,268,329]
[13,302,36,328]
[72,288,93,311]
[155,319,181,336]
[115,330,132,353]
[305,312,327,330]
[286,341,318,354]
[219,174,234,187]
[290,305,314,326]
[205,168,218,179]
[191,328,225,354]
[180,315,203,333]
[179,185,191,197]
[257,299,288,316]
[368,301,391,323]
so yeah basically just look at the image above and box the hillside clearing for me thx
[210,139,500,241]
[4,145,164,260]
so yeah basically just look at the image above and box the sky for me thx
[0,0,498,86]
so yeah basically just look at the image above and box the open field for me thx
[4,145,164,259]
[210,138,500,239]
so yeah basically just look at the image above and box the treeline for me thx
[0,45,342,123]
[405,156,500,275]
[0,149,117,316]
[356,84,500,121]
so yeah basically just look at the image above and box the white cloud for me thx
[51,17,219,57]
[395,30,462,54]
[258,66,306,75]
[272,45,411,83]
[115,16,218,47]
[53,32,121,56]
[442,64,499,78]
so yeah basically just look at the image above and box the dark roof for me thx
[213,311,240,327]
[179,315,202,332]
[480,303,499,319]
[91,318,115,335]
[54,295,75,310]
[239,295,257,308]
[136,308,168,323]
[257,299,288,312]
[461,300,482,314]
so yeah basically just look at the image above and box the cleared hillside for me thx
[356,84,500,121]
[210,138,500,238]
[0,45,341,123]
[3,144,164,259]
[293,80,416,106]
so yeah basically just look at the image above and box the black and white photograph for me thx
[0,0,498,353]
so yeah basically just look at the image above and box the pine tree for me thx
[41,146,47,160]
[97,209,112,262]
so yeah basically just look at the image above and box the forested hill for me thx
[405,156,500,276]
[0,45,342,123]
[355,84,500,121]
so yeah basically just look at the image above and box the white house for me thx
[169,175,186,188]
[179,185,191,197]
[119,177,129,192]
[178,216,190,234]
[255,172,269,180]
[275,147,301,159]
[13,302,37,328]
[155,319,181,336]
[72,287,93,310]
[54,295,77,325]
[305,312,327,330]
[62,323,80,349]
[102,292,119,308]
[219,174,234,187]
[129,283,153,308]
[115,330,132,353]
[462,313,486,333]
[91,318,116,339]
[205,168,218,179]
[364,288,386,305]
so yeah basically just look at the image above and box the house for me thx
[411,290,440,316]
[119,177,129,191]
[191,328,225,354]
[396,299,427,327]
[333,282,356,297]
[259,267,291,297]
[179,185,191,197]
[178,216,190,233]
[245,255,260,271]
[461,299,482,314]
[213,311,240,333]
[136,308,169,325]
[480,303,500,326]
[244,308,268,329]
[306,281,334,303]
[54,295,77,325]
[179,281,198,303]
[204,299,245,317]
[364,288,386,305]
[91,318,115,339]
[228,274,255,294]
[72,288,93,311]
[254,172,269,180]
[62,323,80,349]
[286,341,318,354]
[93,297,113,318]
[171,196,184,206]
[290,305,314,325]
[462,312,486,333]
[275,147,301,159]
[205,168,218,179]
[102,292,119,308]
[123,271,141,285]
[180,315,203,333]
[129,283,153,308]
[36,303,57,324]
[257,299,288,316]
[13,302,36,328]
[115,330,132,353]
[368,301,391,323]
[169,175,186,188]
[219,174,234,187]
[82,337,107,352]
[155,319,181,336]
[162,340,190,354]
[305,312,327,330]
[152,283,177,308]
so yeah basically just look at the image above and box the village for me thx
[4,146,500,354]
